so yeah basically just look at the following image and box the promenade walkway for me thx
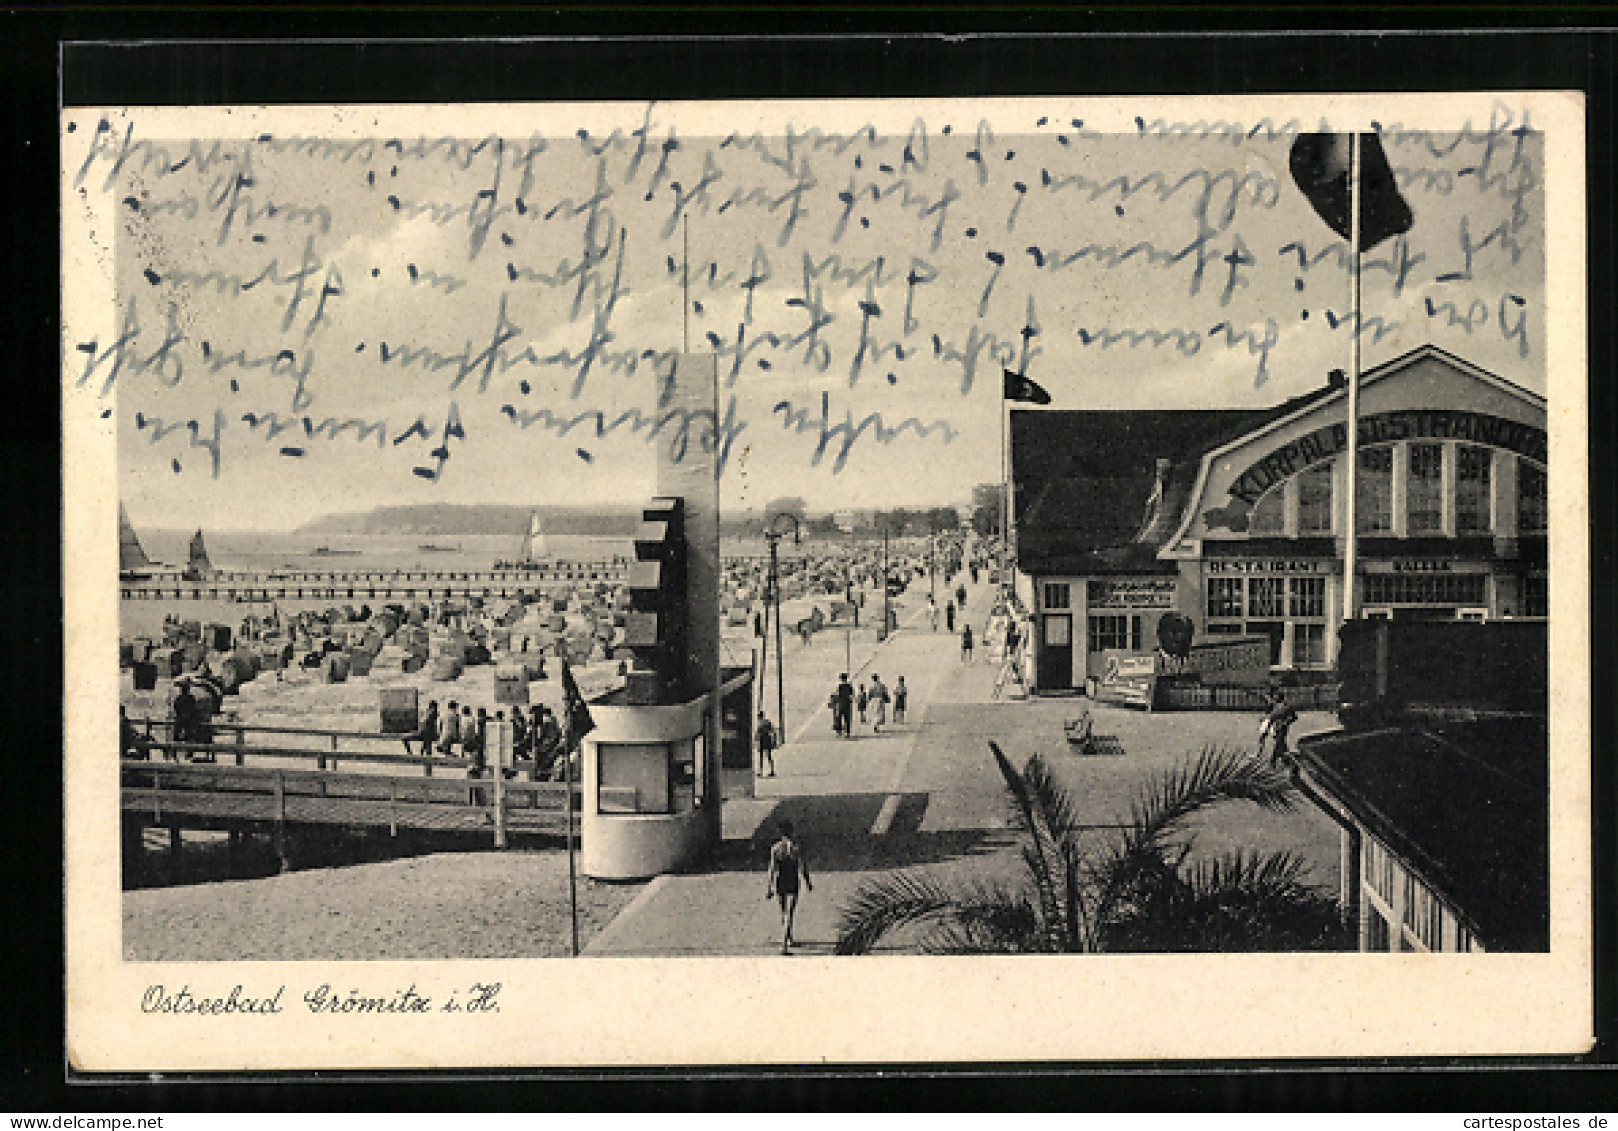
[587,575,1343,957]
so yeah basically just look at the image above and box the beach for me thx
[124,846,645,961]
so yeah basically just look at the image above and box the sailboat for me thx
[497,511,548,568]
[521,511,547,563]
[183,528,214,581]
[118,503,156,578]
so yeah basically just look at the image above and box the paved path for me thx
[588,573,1344,957]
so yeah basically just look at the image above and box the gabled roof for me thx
[1298,716,1548,951]
[1011,392,1337,574]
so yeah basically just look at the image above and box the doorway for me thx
[1038,613,1073,691]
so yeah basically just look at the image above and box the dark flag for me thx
[1003,369,1051,405]
[1289,133,1413,250]
[561,660,596,744]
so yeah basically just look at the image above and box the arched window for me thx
[1408,443,1444,533]
[1298,463,1334,534]
[1456,446,1493,534]
[1357,446,1394,534]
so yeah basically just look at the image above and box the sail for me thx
[521,511,547,562]
[118,503,154,573]
[187,528,214,578]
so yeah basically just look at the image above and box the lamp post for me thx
[880,523,891,641]
[843,532,854,674]
[763,512,801,743]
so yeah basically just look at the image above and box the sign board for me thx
[1206,559,1329,575]
[1087,577,1177,609]
[1227,410,1548,505]
[1096,650,1157,709]
[1157,636,1271,686]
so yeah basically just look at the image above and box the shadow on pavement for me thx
[701,791,1010,875]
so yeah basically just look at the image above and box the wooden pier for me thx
[120,561,630,603]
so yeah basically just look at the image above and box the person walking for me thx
[961,623,975,663]
[439,700,461,757]
[870,673,889,733]
[1259,687,1299,766]
[893,676,908,725]
[857,681,869,727]
[929,597,939,631]
[765,820,813,954]
[756,711,778,777]
[945,599,956,633]
[957,583,968,607]
[835,673,855,738]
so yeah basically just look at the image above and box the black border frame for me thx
[12,16,1614,1111]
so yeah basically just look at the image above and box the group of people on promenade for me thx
[827,670,908,738]
[405,698,569,781]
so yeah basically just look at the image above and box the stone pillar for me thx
[655,353,723,847]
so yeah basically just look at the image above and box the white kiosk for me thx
[580,355,726,880]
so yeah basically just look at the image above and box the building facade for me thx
[1014,347,1548,693]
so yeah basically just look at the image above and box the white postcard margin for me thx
[62,92,1591,1070]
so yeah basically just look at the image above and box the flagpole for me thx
[1000,389,1009,607]
[564,668,579,957]
[1343,133,1363,640]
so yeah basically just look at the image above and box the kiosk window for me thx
[1043,583,1070,610]
[1298,464,1334,534]
[1408,443,1444,533]
[597,743,672,815]
[1456,446,1492,534]
[1519,461,1547,534]
[1358,447,1394,534]
[1248,487,1284,535]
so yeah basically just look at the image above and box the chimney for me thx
[1327,368,1348,390]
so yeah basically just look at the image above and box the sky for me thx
[67,97,1547,531]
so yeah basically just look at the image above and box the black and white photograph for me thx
[61,84,1591,1069]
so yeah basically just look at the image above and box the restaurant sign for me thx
[1227,410,1547,505]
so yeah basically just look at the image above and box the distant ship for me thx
[311,546,362,557]
[183,528,215,581]
[495,512,548,568]
[418,543,461,553]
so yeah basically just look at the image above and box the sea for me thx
[120,530,636,639]
[118,529,793,639]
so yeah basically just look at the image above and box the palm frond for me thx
[834,868,1041,955]
[1124,745,1294,855]
[1091,746,1298,926]
[1103,849,1352,952]
[910,886,1045,954]
[990,741,1063,934]
[1019,753,1089,850]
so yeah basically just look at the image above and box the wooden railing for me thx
[122,719,576,850]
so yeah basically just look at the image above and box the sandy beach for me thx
[124,847,645,961]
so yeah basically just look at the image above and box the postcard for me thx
[63,91,1590,1070]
